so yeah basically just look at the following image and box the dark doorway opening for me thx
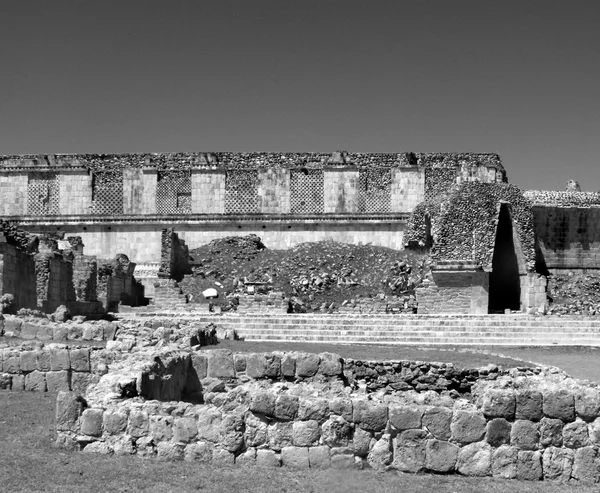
[489,203,521,313]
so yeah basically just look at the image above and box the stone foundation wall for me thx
[0,242,37,309]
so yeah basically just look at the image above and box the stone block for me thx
[249,391,276,417]
[112,436,135,456]
[517,450,542,481]
[20,351,37,372]
[274,394,299,421]
[482,389,516,419]
[220,413,244,453]
[542,446,573,482]
[450,410,486,444]
[572,446,600,483]
[511,420,539,450]
[425,439,458,472]
[589,417,600,445]
[197,407,223,444]
[492,445,517,479]
[149,415,173,442]
[173,417,198,444]
[246,353,267,378]
[389,405,423,431]
[233,354,246,373]
[184,442,213,463]
[516,389,543,421]
[330,398,353,421]
[36,351,51,372]
[0,374,11,390]
[2,349,20,373]
[157,442,184,461]
[82,441,112,455]
[367,434,393,471]
[190,353,208,380]
[281,446,310,469]
[392,429,427,473]
[575,388,600,422]
[352,427,373,457]
[244,412,268,447]
[103,409,128,435]
[69,348,90,373]
[46,371,70,392]
[37,325,53,341]
[236,448,256,466]
[67,325,83,340]
[422,407,452,440]
[296,353,320,378]
[52,325,68,341]
[80,408,103,437]
[292,420,320,447]
[127,410,149,438]
[544,389,575,422]
[11,374,25,390]
[4,317,22,337]
[330,449,355,469]
[21,322,40,339]
[318,352,343,377]
[56,391,84,432]
[353,400,387,431]
[540,417,563,447]
[25,370,46,392]
[70,372,92,393]
[485,418,511,447]
[268,421,293,451]
[102,322,118,341]
[456,442,492,477]
[256,449,281,467]
[207,350,234,379]
[280,353,296,377]
[50,348,70,371]
[563,419,590,449]
[321,416,352,447]
[298,398,329,423]
[308,446,331,469]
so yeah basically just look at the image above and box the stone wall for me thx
[0,242,37,309]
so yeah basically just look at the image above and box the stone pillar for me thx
[59,169,92,215]
[141,167,158,215]
[391,168,425,213]
[123,168,144,215]
[0,171,28,216]
[257,168,290,213]
[191,169,225,214]
[323,168,360,213]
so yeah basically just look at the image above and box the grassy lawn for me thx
[0,392,597,492]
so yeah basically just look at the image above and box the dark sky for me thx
[1,0,599,191]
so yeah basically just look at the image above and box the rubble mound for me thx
[548,271,600,315]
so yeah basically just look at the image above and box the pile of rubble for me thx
[548,271,600,315]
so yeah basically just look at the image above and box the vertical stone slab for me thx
[0,171,28,215]
[141,167,157,214]
[257,168,290,213]
[123,168,144,214]
[59,169,92,215]
[191,169,225,214]
[391,167,425,213]
[323,169,360,213]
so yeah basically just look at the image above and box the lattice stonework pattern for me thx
[156,170,192,214]
[290,169,324,214]
[28,172,59,215]
[225,170,258,213]
[91,171,123,215]
[358,169,392,213]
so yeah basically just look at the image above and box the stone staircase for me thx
[116,313,600,346]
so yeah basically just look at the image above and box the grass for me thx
[1,392,597,493]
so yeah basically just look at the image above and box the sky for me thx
[0,0,599,191]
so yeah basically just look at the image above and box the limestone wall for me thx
[0,243,37,309]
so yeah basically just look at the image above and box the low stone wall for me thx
[55,350,600,482]
[1,315,118,342]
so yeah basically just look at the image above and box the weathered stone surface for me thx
[233,353,246,373]
[173,417,198,444]
[244,412,268,447]
[190,353,208,380]
[575,388,600,422]
[236,448,256,466]
[246,353,281,379]
[482,389,516,419]
[296,353,320,378]
[212,448,235,465]
[353,401,387,431]
[50,348,70,371]
[268,421,293,451]
[352,427,373,457]
[563,419,589,449]
[149,415,173,442]
[367,434,393,471]
[69,348,90,372]
[56,391,84,432]
[36,351,51,372]
[292,420,320,447]
[543,389,575,422]
[103,409,128,435]
[388,405,423,431]
[281,446,310,469]
[392,429,427,473]
[157,442,184,460]
[25,370,46,392]
[127,410,149,438]
[46,370,70,392]
[0,374,11,390]
[274,394,299,421]
[82,441,112,455]
[451,411,486,444]
[517,451,543,481]
[542,446,573,482]
[511,420,539,450]
[298,398,329,423]
[207,350,234,379]
[184,441,213,462]
[422,406,452,440]
[572,447,600,483]
[11,374,25,390]
[330,397,353,421]
[112,436,136,456]
[256,449,281,467]
[491,445,517,479]
[321,416,352,447]
[318,352,343,377]
[539,417,564,447]
[308,446,331,469]
[220,413,244,452]
[485,418,511,447]
[588,417,600,445]
[20,351,37,372]
[516,389,543,421]
[330,450,355,469]
[425,439,458,472]
[456,442,492,477]
[80,408,103,437]
[249,391,276,417]
[70,372,91,394]
[280,353,296,377]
